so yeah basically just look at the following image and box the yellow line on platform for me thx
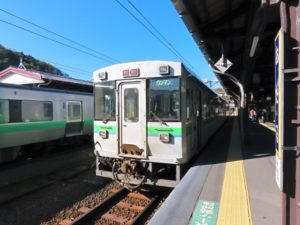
[259,122,276,133]
[217,120,253,225]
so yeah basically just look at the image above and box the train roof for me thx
[93,60,219,97]
[93,60,182,82]
[0,66,93,93]
[0,82,93,96]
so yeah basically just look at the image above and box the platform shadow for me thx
[191,118,275,167]
[243,122,275,160]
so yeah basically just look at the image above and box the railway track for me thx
[59,188,160,225]
[0,146,95,207]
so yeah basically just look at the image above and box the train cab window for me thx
[22,101,53,122]
[202,103,209,120]
[149,77,180,121]
[124,88,139,122]
[0,100,9,124]
[94,81,116,121]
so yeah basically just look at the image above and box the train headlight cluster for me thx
[159,65,170,75]
[98,71,107,80]
[99,130,108,139]
[160,133,170,143]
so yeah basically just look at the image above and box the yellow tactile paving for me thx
[259,122,276,133]
[217,120,253,225]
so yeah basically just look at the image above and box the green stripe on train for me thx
[0,120,93,133]
[94,125,117,133]
[147,127,182,136]
[84,119,93,126]
[93,125,182,136]
[0,121,66,133]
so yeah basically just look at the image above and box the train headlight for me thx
[160,133,170,143]
[159,65,170,75]
[98,71,107,80]
[99,130,108,139]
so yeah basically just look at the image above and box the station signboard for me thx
[275,29,284,191]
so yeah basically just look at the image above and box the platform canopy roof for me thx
[172,0,280,106]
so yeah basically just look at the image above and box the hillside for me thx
[0,44,67,76]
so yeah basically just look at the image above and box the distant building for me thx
[214,87,238,115]
[0,66,92,92]
[214,87,226,96]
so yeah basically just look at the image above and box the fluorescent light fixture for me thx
[249,36,260,57]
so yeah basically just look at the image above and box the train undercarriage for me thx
[96,156,184,190]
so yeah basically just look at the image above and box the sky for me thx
[0,0,218,86]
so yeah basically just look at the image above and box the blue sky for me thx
[0,0,217,85]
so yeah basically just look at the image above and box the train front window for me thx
[149,77,180,121]
[95,81,116,121]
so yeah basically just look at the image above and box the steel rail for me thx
[69,187,127,225]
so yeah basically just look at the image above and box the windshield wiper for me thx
[150,111,168,126]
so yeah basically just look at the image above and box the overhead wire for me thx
[0,5,200,76]
[40,59,92,77]
[114,0,199,74]
[0,8,120,64]
[0,18,117,64]
[41,58,91,74]
[126,0,196,71]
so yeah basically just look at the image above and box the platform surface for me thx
[149,118,281,225]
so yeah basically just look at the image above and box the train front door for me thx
[118,80,146,158]
[65,101,83,136]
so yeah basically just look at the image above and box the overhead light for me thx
[249,36,260,57]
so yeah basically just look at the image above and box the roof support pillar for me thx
[280,1,300,225]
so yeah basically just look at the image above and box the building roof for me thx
[0,66,93,92]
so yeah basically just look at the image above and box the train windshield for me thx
[94,81,116,121]
[149,77,180,121]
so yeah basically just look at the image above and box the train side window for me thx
[0,100,9,124]
[186,89,190,120]
[22,101,53,122]
[9,100,22,123]
[67,102,82,122]
[124,88,139,122]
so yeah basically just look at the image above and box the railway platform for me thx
[149,117,281,225]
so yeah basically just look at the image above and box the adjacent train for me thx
[93,60,227,190]
[0,83,93,163]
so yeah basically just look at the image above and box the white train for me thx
[0,83,93,163]
[93,61,226,189]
